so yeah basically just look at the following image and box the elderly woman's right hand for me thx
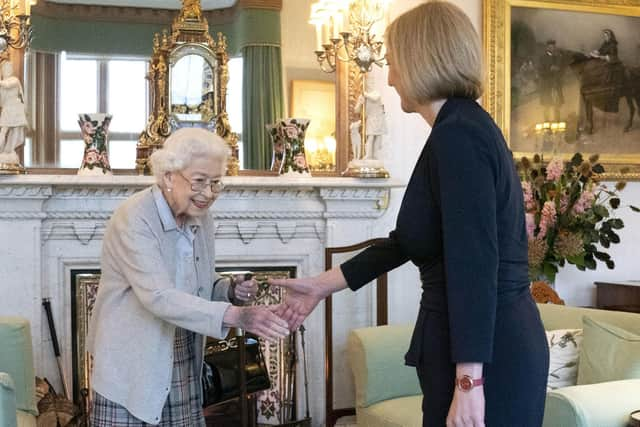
[223,305,289,342]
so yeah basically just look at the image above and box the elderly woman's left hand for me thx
[232,275,259,303]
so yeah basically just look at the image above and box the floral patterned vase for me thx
[266,118,311,176]
[78,113,112,175]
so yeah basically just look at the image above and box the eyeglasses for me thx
[177,171,225,193]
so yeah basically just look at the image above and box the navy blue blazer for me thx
[340,97,530,364]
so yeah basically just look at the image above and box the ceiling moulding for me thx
[33,0,281,25]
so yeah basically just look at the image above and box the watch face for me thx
[458,376,473,391]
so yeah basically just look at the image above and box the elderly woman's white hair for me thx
[149,128,229,185]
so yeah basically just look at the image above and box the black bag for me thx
[201,334,271,407]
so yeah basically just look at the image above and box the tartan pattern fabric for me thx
[90,327,205,426]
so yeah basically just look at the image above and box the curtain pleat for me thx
[241,45,284,170]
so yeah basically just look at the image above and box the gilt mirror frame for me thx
[136,2,240,175]
[483,0,640,180]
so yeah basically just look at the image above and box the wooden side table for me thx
[594,281,640,313]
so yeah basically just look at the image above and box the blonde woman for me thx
[88,128,289,426]
[272,2,548,426]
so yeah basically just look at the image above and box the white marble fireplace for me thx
[0,174,403,426]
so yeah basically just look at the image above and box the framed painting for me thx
[71,272,101,406]
[483,0,640,179]
[290,79,337,173]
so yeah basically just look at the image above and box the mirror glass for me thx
[170,52,215,125]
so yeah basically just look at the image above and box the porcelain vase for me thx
[266,118,311,176]
[78,113,112,176]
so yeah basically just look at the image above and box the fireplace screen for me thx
[71,266,296,424]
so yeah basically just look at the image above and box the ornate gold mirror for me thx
[136,0,239,175]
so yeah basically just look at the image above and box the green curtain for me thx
[242,45,284,170]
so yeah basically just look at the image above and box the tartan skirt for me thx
[90,327,205,426]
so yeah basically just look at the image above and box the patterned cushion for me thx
[546,329,583,390]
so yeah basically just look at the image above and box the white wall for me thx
[374,0,640,324]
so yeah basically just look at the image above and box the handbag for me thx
[201,334,271,407]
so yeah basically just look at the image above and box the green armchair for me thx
[347,304,640,427]
[0,317,38,427]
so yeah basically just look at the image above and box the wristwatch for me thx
[455,375,484,392]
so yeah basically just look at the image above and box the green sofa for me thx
[0,317,38,427]
[347,304,640,427]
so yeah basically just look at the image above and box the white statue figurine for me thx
[0,60,28,165]
[354,78,387,160]
[349,120,362,160]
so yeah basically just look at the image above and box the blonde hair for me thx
[385,1,483,104]
[149,128,230,185]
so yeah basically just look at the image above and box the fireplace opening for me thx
[70,266,299,425]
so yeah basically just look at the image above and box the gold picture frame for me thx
[72,273,101,405]
[483,0,640,179]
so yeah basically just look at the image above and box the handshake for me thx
[222,269,343,342]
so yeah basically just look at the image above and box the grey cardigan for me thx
[87,186,231,424]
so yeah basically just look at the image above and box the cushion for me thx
[546,329,583,389]
[577,316,640,385]
[0,318,37,416]
[347,325,421,408]
[357,395,422,427]
[543,379,640,427]
[0,372,18,427]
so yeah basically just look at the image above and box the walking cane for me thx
[237,272,254,427]
[42,298,72,400]
[299,325,310,421]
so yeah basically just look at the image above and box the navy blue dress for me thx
[341,98,549,426]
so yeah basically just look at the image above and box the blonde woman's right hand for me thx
[223,304,289,342]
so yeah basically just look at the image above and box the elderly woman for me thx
[272,2,548,426]
[88,128,289,426]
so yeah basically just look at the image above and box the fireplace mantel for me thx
[0,174,404,426]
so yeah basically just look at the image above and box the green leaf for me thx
[609,198,620,209]
[606,260,615,269]
[610,218,624,229]
[585,257,597,270]
[599,234,610,248]
[630,205,640,212]
[570,153,583,166]
[593,205,609,218]
[592,163,605,174]
[593,252,610,261]
[543,263,558,283]
[566,254,585,266]
[607,231,620,244]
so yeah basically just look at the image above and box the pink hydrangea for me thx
[538,201,557,239]
[546,158,564,181]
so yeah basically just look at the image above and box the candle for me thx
[333,12,342,38]
[315,22,323,51]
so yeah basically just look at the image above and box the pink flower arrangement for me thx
[517,153,638,283]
